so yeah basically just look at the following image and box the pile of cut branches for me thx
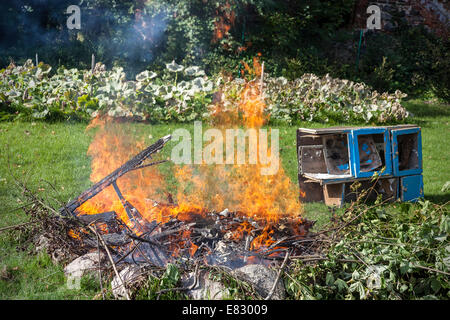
[3,172,448,300]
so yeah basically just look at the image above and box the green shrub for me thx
[286,200,450,300]
[1,59,410,124]
[265,73,409,124]
[357,27,450,101]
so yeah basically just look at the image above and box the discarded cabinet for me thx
[391,127,422,176]
[323,183,345,207]
[297,125,423,207]
[400,175,424,202]
[351,127,392,178]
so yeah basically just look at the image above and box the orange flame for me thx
[77,56,302,255]
[68,229,82,240]
[169,57,303,250]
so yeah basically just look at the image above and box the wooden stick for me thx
[265,249,290,300]
[95,232,105,300]
[260,61,264,99]
[151,222,196,240]
[5,201,38,214]
[88,225,131,300]
[0,221,36,233]
[243,235,253,263]
[156,262,200,299]
[127,233,165,248]
[289,256,360,264]
[412,264,450,276]
[91,54,95,72]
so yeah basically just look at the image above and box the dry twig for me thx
[265,249,290,300]
[88,225,131,300]
[0,221,36,233]
[155,262,200,300]
[95,232,105,300]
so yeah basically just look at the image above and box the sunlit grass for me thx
[0,99,448,299]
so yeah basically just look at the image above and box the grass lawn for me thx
[0,99,448,299]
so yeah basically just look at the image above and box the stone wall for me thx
[352,0,449,37]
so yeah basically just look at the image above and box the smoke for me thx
[0,1,66,53]
[0,0,170,73]
[119,8,169,65]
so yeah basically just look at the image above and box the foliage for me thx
[0,59,410,124]
[134,263,189,300]
[357,27,450,101]
[265,74,408,124]
[286,200,450,300]
[0,60,91,121]
[278,49,339,81]
[0,59,213,122]
[0,1,356,73]
[1,1,448,102]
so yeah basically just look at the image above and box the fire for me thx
[68,229,82,240]
[250,226,275,251]
[178,56,302,223]
[189,242,199,257]
[230,220,253,241]
[77,56,302,255]
[78,121,179,230]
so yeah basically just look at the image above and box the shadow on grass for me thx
[403,100,450,118]
[425,193,450,204]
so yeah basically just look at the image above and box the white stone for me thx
[64,252,105,279]
[111,265,143,299]
[182,270,227,300]
[231,264,286,300]
[35,235,50,253]
[218,208,229,217]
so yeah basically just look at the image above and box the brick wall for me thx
[352,0,449,37]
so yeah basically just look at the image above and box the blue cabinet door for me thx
[400,175,424,202]
[391,127,422,176]
[351,128,392,178]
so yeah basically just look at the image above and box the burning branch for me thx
[59,135,171,220]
